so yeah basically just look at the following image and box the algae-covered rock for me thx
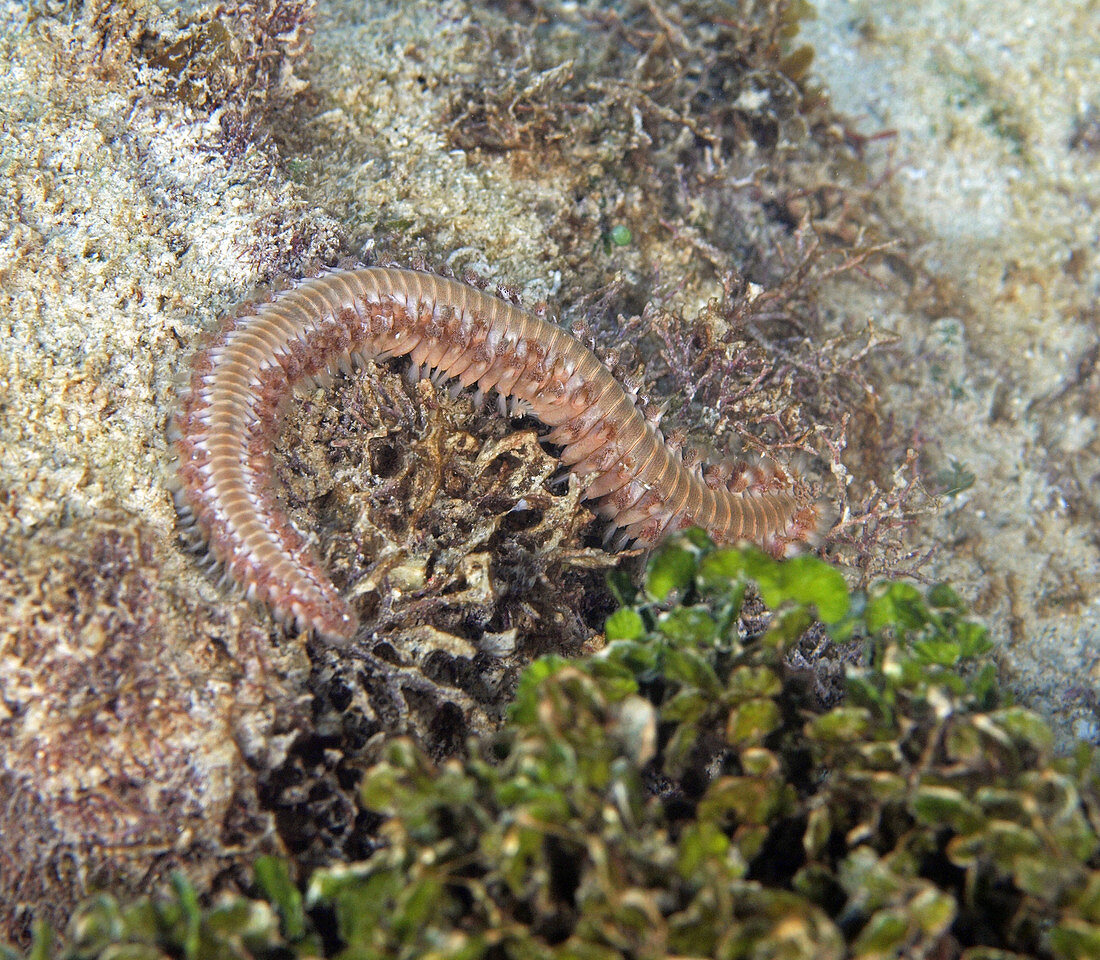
[0,0,1003,945]
[0,516,298,944]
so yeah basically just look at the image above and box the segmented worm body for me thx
[174,267,820,641]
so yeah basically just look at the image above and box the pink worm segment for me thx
[173,268,819,641]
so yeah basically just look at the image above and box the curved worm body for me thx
[173,268,820,641]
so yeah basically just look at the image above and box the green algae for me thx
[29,539,1100,959]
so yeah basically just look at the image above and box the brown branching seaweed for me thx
[442,0,930,577]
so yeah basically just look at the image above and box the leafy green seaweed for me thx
[26,537,1100,960]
